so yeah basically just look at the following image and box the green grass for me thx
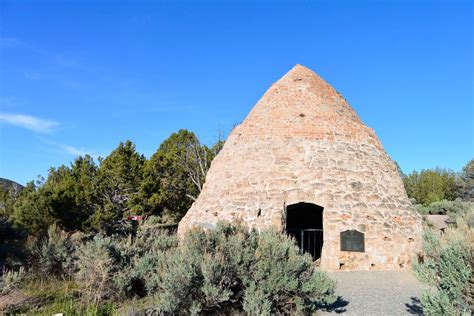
[13,278,117,315]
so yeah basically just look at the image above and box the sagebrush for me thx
[414,212,473,315]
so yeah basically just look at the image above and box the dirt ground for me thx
[318,271,427,316]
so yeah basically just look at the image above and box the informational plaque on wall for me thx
[340,230,365,252]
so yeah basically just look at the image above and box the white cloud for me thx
[0,113,59,133]
[38,137,99,158]
[61,145,92,157]
[60,144,102,160]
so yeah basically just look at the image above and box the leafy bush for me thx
[0,266,25,295]
[416,199,474,218]
[242,229,336,315]
[31,225,75,278]
[11,181,55,236]
[74,235,120,304]
[3,220,335,314]
[134,217,179,253]
[458,159,474,202]
[75,219,178,303]
[112,223,178,298]
[403,168,459,206]
[414,214,473,315]
[148,223,336,315]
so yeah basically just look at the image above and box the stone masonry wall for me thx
[178,65,423,271]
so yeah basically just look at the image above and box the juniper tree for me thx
[94,141,145,232]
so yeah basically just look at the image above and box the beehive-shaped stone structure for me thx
[178,65,422,271]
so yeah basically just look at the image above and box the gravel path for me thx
[318,271,427,316]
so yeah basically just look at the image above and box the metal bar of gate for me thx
[300,230,304,255]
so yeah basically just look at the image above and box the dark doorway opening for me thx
[286,202,324,261]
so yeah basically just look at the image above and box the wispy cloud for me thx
[59,143,101,159]
[38,138,100,159]
[61,144,92,157]
[0,113,59,133]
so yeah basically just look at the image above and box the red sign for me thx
[128,215,143,221]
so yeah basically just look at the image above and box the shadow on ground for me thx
[317,296,350,314]
[406,296,423,315]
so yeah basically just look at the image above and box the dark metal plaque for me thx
[340,230,365,252]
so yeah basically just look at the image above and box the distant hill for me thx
[0,178,24,196]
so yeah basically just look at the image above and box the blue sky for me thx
[0,0,472,185]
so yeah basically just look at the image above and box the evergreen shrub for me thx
[148,223,336,315]
[414,214,473,315]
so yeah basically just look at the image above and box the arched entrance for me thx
[286,202,324,261]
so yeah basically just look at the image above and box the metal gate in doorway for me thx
[287,228,323,260]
